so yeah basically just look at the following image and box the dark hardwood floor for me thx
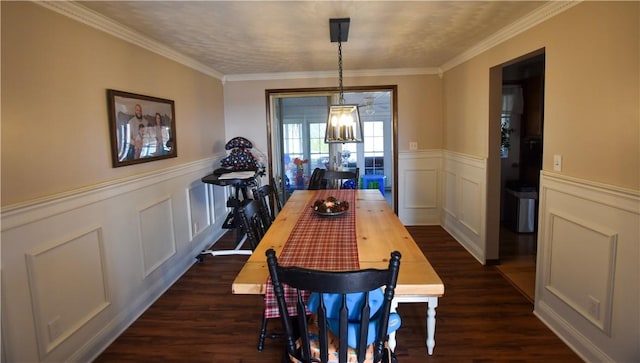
[95,226,582,362]
[495,225,537,303]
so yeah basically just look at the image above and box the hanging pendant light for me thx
[325,18,363,144]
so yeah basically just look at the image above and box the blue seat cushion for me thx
[307,289,384,321]
[326,312,401,349]
[306,288,401,349]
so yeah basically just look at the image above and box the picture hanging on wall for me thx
[107,89,177,167]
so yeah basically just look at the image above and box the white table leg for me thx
[390,296,439,355]
[426,297,438,355]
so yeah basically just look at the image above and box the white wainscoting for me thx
[139,197,177,277]
[1,156,233,362]
[5,150,635,362]
[25,227,110,358]
[440,151,487,263]
[535,171,639,363]
[397,150,442,225]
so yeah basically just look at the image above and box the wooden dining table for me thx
[232,189,444,355]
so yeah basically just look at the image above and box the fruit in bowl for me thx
[312,196,349,214]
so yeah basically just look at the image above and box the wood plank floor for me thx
[495,226,537,303]
[95,226,582,362]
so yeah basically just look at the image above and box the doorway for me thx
[494,52,545,303]
[266,87,397,211]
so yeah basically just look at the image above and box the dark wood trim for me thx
[265,85,399,213]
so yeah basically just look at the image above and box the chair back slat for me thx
[266,249,401,363]
[296,290,312,361]
[238,200,266,250]
[252,183,282,229]
[317,299,329,363]
[339,294,349,362]
[358,291,371,363]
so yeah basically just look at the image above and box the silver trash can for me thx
[504,188,537,233]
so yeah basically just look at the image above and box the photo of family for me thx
[107,89,177,167]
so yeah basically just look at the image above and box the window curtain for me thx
[502,85,524,114]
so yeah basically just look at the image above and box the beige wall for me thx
[3,1,636,206]
[443,2,639,190]
[224,74,443,155]
[1,2,225,206]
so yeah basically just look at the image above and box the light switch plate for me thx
[553,154,562,171]
[409,142,418,151]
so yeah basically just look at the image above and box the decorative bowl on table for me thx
[312,197,349,216]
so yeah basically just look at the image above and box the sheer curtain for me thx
[501,85,523,158]
[502,85,523,114]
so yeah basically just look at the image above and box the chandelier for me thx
[325,18,363,144]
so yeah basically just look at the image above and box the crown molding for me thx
[223,67,441,82]
[36,1,224,80]
[441,1,580,71]
[36,1,578,83]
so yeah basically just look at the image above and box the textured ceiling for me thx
[78,1,549,76]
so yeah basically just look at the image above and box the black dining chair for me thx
[238,199,276,351]
[251,183,286,351]
[237,200,267,251]
[266,248,401,363]
[307,168,326,190]
[322,168,359,190]
[252,183,283,229]
[308,168,360,190]
[239,200,277,351]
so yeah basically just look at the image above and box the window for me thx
[363,121,385,175]
[283,122,304,181]
[309,122,329,170]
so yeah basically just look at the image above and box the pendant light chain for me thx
[338,35,344,104]
[326,18,362,144]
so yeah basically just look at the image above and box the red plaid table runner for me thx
[264,189,359,318]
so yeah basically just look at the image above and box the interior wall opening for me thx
[265,86,397,212]
[495,51,545,303]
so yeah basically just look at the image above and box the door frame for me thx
[487,48,545,263]
[265,85,399,214]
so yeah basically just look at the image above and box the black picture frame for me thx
[107,89,177,167]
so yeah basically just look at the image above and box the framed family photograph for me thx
[107,89,177,167]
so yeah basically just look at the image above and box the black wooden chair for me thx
[251,183,286,350]
[237,200,267,251]
[266,248,401,363]
[308,168,326,190]
[239,199,281,351]
[308,168,360,190]
[252,183,283,229]
[322,168,359,190]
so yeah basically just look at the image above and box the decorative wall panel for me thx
[536,172,639,362]
[139,197,176,276]
[398,151,442,225]
[26,227,109,357]
[403,169,437,208]
[443,171,457,218]
[546,212,617,333]
[459,176,481,235]
[441,151,486,263]
[188,182,212,239]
